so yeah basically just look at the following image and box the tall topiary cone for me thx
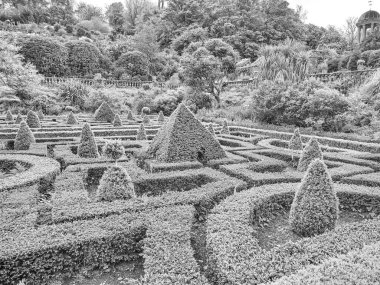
[208,123,215,136]
[220,120,230,134]
[147,103,227,162]
[15,113,23,124]
[290,159,339,237]
[158,111,165,123]
[96,165,135,202]
[67,111,78,125]
[5,110,13,122]
[78,123,99,158]
[113,114,122,126]
[37,109,44,120]
[26,110,41,128]
[297,137,323,171]
[14,120,36,150]
[142,114,150,124]
[127,110,134,120]
[289,128,303,151]
[94,102,115,123]
[136,123,147,140]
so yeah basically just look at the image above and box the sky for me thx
[79,0,379,28]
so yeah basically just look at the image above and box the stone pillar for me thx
[372,23,375,33]
[358,26,362,43]
[364,25,367,41]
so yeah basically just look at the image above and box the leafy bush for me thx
[115,51,149,78]
[14,120,35,150]
[153,94,179,116]
[102,140,125,162]
[297,137,323,171]
[78,123,99,158]
[94,101,115,123]
[96,165,135,201]
[18,35,68,77]
[26,110,41,128]
[65,40,102,76]
[57,81,90,108]
[290,159,339,237]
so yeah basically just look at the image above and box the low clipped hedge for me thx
[0,155,60,192]
[207,183,380,285]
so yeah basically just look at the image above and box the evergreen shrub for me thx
[14,120,35,150]
[78,123,99,158]
[297,137,323,171]
[26,110,41,128]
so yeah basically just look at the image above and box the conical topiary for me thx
[94,102,115,123]
[136,123,147,140]
[78,123,99,158]
[103,140,125,162]
[127,110,134,120]
[26,110,41,128]
[67,111,78,125]
[158,111,165,123]
[208,123,215,136]
[15,113,23,124]
[220,120,230,135]
[96,165,135,202]
[5,110,13,122]
[289,128,303,151]
[14,120,36,150]
[37,109,44,120]
[142,114,150,124]
[289,159,339,237]
[113,114,122,127]
[297,137,323,171]
[147,103,226,162]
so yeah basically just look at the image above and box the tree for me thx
[116,51,149,78]
[106,2,125,31]
[344,17,358,51]
[76,2,104,21]
[125,0,151,30]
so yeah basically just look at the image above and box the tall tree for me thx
[106,2,125,30]
[124,0,151,30]
[344,17,358,51]
[76,2,104,21]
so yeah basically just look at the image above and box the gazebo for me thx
[357,10,380,42]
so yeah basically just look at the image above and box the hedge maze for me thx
[1,105,380,284]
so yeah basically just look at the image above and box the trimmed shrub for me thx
[15,113,23,124]
[141,107,150,115]
[5,110,13,122]
[113,114,122,126]
[78,123,99,158]
[66,112,78,125]
[208,123,215,136]
[158,111,165,123]
[297,137,323,171]
[14,120,36,150]
[220,120,230,134]
[18,35,68,77]
[94,102,115,123]
[26,110,41,128]
[37,109,44,120]
[147,103,226,163]
[127,110,134,120]
[136,123,147,140]
[102,140,125,162]
[289,128,303,151]
[290,159,339,237]
[142,114,150,124]
[96,165,135,201]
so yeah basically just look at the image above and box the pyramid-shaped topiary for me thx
[147,103,227,163]
[290,159,339,237]
[94,102,115,123]
[5,110,13,122]
[289,128,303,151]
[67,111,78,125]
[78,123,99,158]
[297,137,323,171]
[127,110,134,120]
[142,114,150,124]
[113,114,122,126]
[14,120,36,150]
[136,123,147,140]
[220,120,230,135]
[37,109,44,120]
[15,113,23,124]
[208,123,215,136]
[158,111,165,123]
[26,110,41,128]
[96,165,135,202]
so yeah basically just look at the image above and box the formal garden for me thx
[2,0,380,284]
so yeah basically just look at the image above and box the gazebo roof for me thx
[357,10,380,25]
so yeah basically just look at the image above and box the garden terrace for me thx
[3,115,380,284]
